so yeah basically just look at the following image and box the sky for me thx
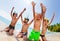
[0,0,60,31]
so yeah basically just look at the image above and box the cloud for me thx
[0,9,11,20]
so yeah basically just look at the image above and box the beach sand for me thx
[46,32,60,41]
[0,20,60,41]
[0,20,17,41]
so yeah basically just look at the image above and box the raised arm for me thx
[32,1,36,19]
[28,19,34,25]
[10,7,14,18]
[40,3,46,19]
[17,8,26,20]
[48,12,55,25]
[41,3,46,27]
[21,14,23,23]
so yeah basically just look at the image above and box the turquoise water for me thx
[0,16,21,29]
[0,16,10,24]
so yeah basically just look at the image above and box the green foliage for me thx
[48,23,60,32]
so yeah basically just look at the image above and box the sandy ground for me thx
[46,32,60,41]
[0,20,60,41]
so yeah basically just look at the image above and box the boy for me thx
[0,7,26,35]
[41,13,55,41]
[28,2,46,41]
[17,13,34,41]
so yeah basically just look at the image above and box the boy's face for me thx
[44,19,49,25]
[13,14,17,18]
[24,19,29,23]
[35,14,42,20]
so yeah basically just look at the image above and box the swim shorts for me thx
[29,30,40,41]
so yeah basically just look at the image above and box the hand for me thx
[43,6,46,13]
[12,7,14,10]
[42,4,46,13]
[24,8,26,11]
[11,7,14,15]
[40,3,43,7]
[32,1,35,6]
[40,3,46,12]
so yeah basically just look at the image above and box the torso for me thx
[21,23,29,32]
[10,17,18,26]
[34,19,41,31]
[41,24,48,35]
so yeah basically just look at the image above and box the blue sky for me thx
[0,0,60,24]
[0,0,60,31]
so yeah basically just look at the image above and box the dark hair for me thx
[24,18,29,21]
[13,12,17,16]
[26,18,29,21]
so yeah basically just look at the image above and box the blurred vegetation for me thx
[48,23,60,32]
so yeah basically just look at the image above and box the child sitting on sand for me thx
[0,7,26,35]
[17,13,34,41]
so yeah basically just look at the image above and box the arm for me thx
[17,8,26,20]
[44,13,55,28]
[32,1,36,19]
[21,14,23,23]
[40,3,46,19]
[28,19,34,25]
[40,3,46,27]
[10,7,14,18]
[48,12,55,25]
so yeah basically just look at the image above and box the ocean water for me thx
[0,16,10,25]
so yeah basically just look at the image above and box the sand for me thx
[0,20,60,41]
[46,32,60,41]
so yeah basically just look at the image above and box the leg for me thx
[39,37,41,41]
[0,27,9,32]
[5,27,10,32]
[23,36,27,41]
[8,29,14,35]
[42,36,47,41]
[34,35,40,41]
[40,34,47,41]
[17,32,23,38]
[28,31,34,41]
[34,32,40,41]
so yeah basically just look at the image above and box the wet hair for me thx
[13,12,17,16]
[24,18,29,22]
